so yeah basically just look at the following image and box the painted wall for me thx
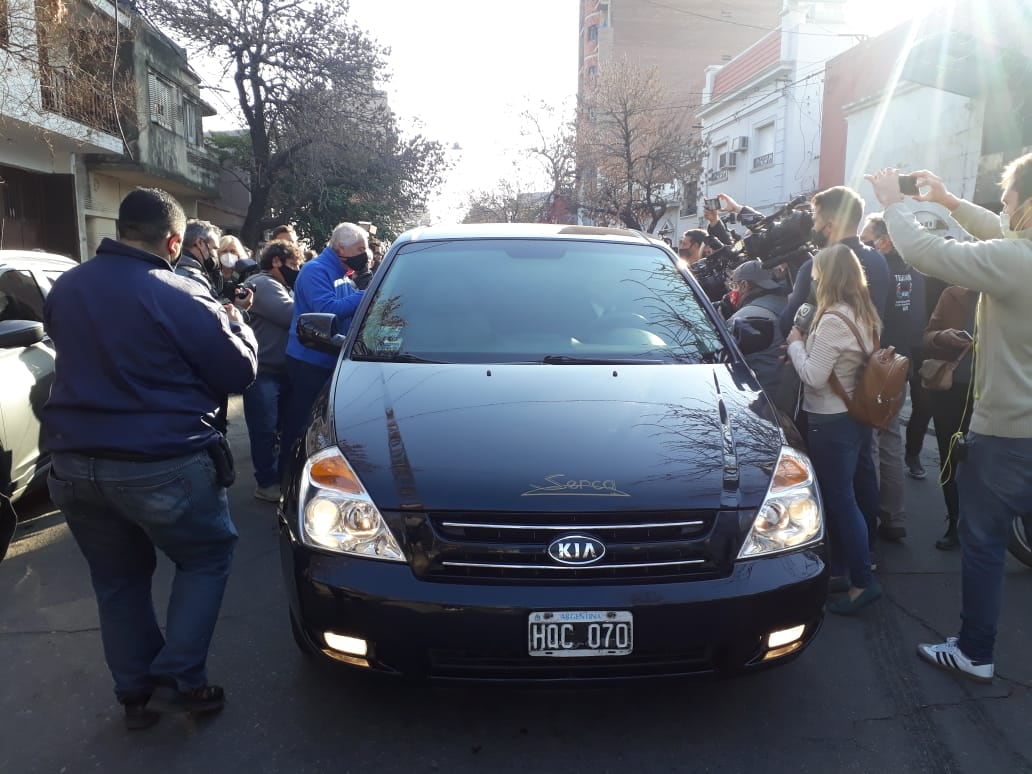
[842,83,984,233]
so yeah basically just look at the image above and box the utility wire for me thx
[639,0,869,39]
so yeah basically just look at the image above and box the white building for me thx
[692,0,855,234]
[841,82,984,239]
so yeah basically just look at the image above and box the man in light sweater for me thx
[867,154,1032,684]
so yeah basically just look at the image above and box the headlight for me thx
[298,447,405,562]
[738,446,823,559]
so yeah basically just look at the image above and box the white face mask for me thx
[219,253,238,268]
[1001,204,1032,238]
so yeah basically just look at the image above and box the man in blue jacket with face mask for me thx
[279,222,367,475]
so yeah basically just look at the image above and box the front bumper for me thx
[280,519,827,681]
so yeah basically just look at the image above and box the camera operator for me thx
[725,260,790,408]
[778,187,890,336]
[867,158,1032,684]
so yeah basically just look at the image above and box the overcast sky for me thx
[342,0,581,222]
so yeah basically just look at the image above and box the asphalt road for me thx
[3,400,1031,774]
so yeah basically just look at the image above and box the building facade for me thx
[576,0,785,232]
[696,0,853,224]
[0,0,220,260]
[819,0,1031,231]
[83,13,219,256]
[0,0,125,258]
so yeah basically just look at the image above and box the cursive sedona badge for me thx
[522,474,630,497]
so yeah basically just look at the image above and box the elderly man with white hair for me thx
[278,222,368,483]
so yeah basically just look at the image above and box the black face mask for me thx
[863,240,876,249]
[279,265,300,289]
[345,252,370,273]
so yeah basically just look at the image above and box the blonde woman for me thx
[787,244,882,615]
[218,235,247,278]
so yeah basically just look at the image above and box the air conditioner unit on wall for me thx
[731,136,749,152]
[719,152,737,170]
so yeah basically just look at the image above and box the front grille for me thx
[397,510,739,584]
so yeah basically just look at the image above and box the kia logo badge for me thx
[547,535,606,566]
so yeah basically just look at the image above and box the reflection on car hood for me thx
[330,362,783,512]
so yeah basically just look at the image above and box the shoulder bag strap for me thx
[821,310,869,406]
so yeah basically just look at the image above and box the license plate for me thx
[528,610,633,657]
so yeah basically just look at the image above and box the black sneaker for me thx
[878,522,907,542]
[147,684,225,715]
[905,454,927,480]
[123,699,160,731]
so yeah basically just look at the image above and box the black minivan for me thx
[279,224,827,680]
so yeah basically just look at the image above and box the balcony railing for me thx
[40,66,121,136]
[752,152,775,170]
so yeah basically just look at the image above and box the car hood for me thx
[330,362,784,513]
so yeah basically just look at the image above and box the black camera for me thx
[690,197,814,303]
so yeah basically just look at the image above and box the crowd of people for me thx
[39,188,384,728]
[32,149,1032,730]
[687,153,1032,682]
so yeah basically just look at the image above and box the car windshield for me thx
[352,238,726,365]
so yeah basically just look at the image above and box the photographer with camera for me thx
[779,187,890,337]
[725,260,789,407]
[241,239,302,503]
[867,156,1032,683]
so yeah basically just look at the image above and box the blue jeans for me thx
[957,433,1032,661]
[48,451,237,701]
[279,356,333,478]
[243,371,288,488]
[807,414,877,589]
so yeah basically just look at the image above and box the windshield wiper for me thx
[541,355,666,365]
[353,353,447,364]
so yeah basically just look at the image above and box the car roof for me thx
[394,223,666,247]
[0,250,78,271]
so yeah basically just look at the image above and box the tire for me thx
[1007,517,1032,568]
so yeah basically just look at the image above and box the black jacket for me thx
[43,239,258,457]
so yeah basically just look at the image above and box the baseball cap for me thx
[730,260,779,290]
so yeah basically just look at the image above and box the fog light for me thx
[767,624,805,649]
[324,632,368,656]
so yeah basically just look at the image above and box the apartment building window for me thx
[148,72,176,130]
[587,65,598,81]
[600,2,610,27]
[183,99,201,146]
[752,122,775,170]
[587,24,598,42]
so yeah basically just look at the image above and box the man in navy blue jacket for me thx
[278,222,366,475]
[43,188,258,729]
[779,186,891,335]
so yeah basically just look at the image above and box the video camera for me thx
[690,196,816,303]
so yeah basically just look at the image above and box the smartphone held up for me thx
[898,174,920,196]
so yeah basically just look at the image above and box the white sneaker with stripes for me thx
[917,637,994,683]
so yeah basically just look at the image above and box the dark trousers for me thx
[242,371,289,488]
[279,356,334,479]
[48,452,237,701]
[905,367,932,458]
[807,414,878,589]
[929,382,974,519]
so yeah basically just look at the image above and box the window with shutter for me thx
[148,71,175,130]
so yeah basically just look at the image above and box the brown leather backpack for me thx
[824,311,911,430]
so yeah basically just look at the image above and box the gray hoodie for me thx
[247,271,294,373]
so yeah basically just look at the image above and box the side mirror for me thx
[297,313,347,355]
[0,320,45,349]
